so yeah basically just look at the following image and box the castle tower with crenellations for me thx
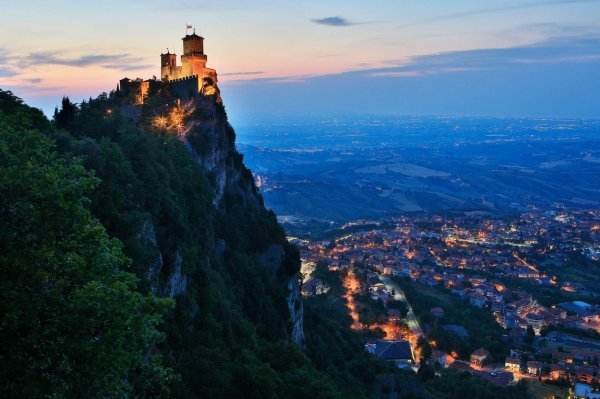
[120,29,219,104]
[160,31,218,93]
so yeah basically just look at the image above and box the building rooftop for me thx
[374,340,413,361]
[574,382,600,398]
[574,301,592,308]
[558,301,599,317]
[183,33,204,40]
[472,348,490,358]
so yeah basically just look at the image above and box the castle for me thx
[119,30,219,103]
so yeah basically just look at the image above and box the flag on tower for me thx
[186,24,193,29]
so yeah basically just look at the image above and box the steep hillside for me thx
[52,87,309,397]
[0,88,537,399]
[0,88,391,398]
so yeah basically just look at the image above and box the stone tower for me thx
[157,31,219,98]
[181,33,208,77]
[160,51,178,80]
[120,30,219,103]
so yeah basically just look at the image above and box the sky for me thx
[1,0,599,120]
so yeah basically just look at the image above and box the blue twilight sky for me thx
[0,0,599,119]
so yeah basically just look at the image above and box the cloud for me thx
[311,16,355,27]
[0,49,8,65]
[0,48,19,77]
[357,35,600,79]
[25,78,42,83]
[1,84,66,93]
[0,68,18,78]
[224,35,600,88]
[398,0,600,29]
[101,63,154,71]
[227,73,312,84]
[221,33,600,118]
[369,67,477,78]
[441,0,600,20]
[24,51,151,70]
[220,71,264,76]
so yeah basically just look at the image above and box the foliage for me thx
[425,370,530,399]
[387,300,409,317]
[0,89,50,130]
[312,260,345,295]
[1,89,384,398]
[303,295,389,398]
[417,365,435,382]
[417,337,433,361]
[393,277,509,362]
[541,324,600,341]
[0,105,174,397]
[53,96,78,129]
[0,88,532,399]
[355,293,387,327]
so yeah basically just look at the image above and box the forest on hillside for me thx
[0,88,532,399]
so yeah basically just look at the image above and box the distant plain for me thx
[237,115,600,232]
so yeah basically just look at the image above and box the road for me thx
[382,276,423,337]
[545,331,600,350]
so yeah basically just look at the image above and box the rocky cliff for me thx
[2,88,366,399]
[152,90,305,347]
[177,94,259,208]
[36,83,314,395]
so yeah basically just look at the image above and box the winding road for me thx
[382,276,423,337]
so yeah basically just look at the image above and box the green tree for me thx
[53,96,78,129]
[524,325,536,348]
[0,117,174,398]
[418,336,433,361]
[0,89,50,131]
[417,364,436,382]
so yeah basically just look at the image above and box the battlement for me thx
[119,30,219,103]
[169,74,199,83]
[160,31,216,86]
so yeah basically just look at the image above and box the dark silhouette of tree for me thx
[524,325,536,348]
[418,364,436,382]
[418,336,433,361]
[53,96,77,129]
[0,109,174,398]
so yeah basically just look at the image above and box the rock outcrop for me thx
[135,90,305,347]
[287,275,306,348]
[179,95,260,208]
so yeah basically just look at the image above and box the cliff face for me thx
[125,89,305,348]
[174,93,305,347]
[33,85,313,396]
[1,88,424,399]
[287,274,305,347]
[178,95,259,208]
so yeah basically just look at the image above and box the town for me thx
[297,207,600,398]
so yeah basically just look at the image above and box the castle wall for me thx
[168,75,202,99]
[161,65,183,80]
[129,34,218,99]
[181,54,207,77]
[119,78,164,104]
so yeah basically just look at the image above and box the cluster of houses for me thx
[305,207,599,288]
[300,210,600,337]
[298,208,600,390]
[426,344,600,389]
[504,346,600,380]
